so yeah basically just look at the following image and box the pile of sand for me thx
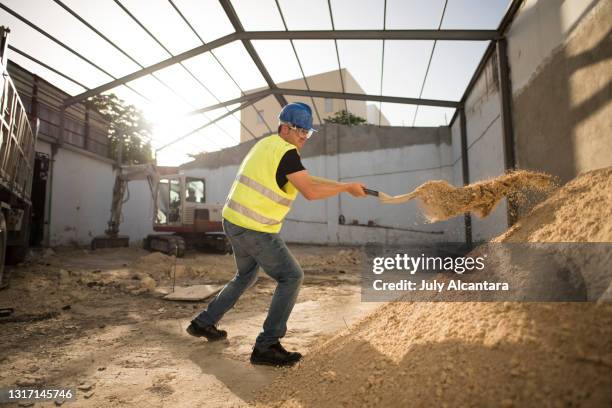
[495,167,612,242]
[130,252,176,277]
[412,170,554,222]
[255,167,612,407]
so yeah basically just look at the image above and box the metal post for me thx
[58,107,65,146]
[459,107,473,248]
[31,75,39,118]
[0,26,9,66]
[496,39,516,170]
[84,106,90,151]
[496,38,517,225]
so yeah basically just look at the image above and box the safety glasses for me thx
[282,122,315,139]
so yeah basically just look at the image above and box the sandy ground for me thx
[0,245,378,407]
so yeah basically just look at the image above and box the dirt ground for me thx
[0,245,378,407]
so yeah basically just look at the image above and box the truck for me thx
[0,27,38,288]
[91,163,228,257]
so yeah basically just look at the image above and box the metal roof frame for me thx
[0,2,150,102]
[156,93,267,151]
[63,29,501,107]
[219,0,287,109]
[2,0,524,155]
[412,0,449,126]
[273,0,322,125]
[111,0,254,141]
[167,0,273,137]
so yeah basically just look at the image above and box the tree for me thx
[87,93,153,164]
[323,109,367,126]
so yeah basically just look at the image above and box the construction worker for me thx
[187,102,367,366]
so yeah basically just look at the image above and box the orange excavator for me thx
[91,164,228,257]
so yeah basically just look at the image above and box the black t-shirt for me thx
[276,149,305,189]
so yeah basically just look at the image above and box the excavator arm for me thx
[92,164,159,248]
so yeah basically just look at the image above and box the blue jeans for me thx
[195,219,304,350]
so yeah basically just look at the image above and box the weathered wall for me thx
[33,140,154,246]
[183,124,462,245]
[508,0,611,183]
[450,0,610,241]
[48,147,115,246]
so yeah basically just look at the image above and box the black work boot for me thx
[186,320,227,341]
[250,342,302,367]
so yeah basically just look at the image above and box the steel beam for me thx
[449,0,524,127]
[218,0,287,107]
[412,0,448,126]
[498,0,526,34]
[459,107,472,248]
[273,88,459,108]
[0,3,153,103]
[187,89,271,116]
[496,39,516,171]
[168,0,266,138]
[240,29,498,41]
[188,89,458,115]
[327,0,349,114]
[7,45,89,89]
[63,32,238,106]
[496,38,518,226]
[156,94,266,152]
[274,0,322,124]
[61,25,498,107]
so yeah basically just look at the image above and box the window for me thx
[156,178,181,224]
[256,109,265,124]
[186,178,205,203]
[324,98,333,113]
[156,179,170,224]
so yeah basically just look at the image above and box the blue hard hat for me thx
[278,102,317,133]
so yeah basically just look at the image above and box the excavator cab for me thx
[153,174,223,232]
[146,173,226,256]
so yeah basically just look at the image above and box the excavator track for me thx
[144,234,186,257]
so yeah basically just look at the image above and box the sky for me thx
[1,0,510,165]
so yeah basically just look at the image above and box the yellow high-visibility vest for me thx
[222,135,299,233]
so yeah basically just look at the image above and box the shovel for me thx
[364,188,419,204]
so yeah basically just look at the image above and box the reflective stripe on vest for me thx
[226,199,281,226]
[238,174,293,207]
[222,135,299,233]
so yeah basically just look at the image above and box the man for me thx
[186,188,196,202]
[187,102,367,366]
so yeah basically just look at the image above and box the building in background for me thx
[8,61,153,247]
[240,68,390,142]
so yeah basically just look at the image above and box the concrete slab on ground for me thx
[163,284,223,301]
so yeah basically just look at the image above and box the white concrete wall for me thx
[48,147,115,246]
[33,139,155,246]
